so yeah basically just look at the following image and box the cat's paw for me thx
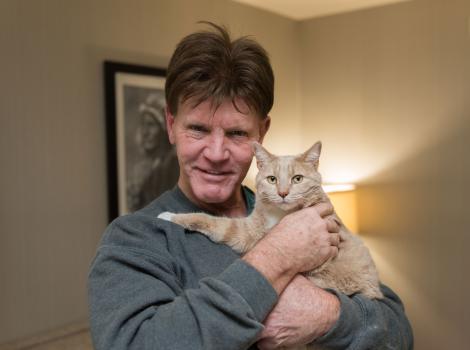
[157,211,175,222]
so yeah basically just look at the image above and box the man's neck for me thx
[179,185,247,218]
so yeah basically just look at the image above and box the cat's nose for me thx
[278,191,289,198]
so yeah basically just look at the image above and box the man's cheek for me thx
[177,142,200,161]
[238,150,255,165]
[232,144,254,160]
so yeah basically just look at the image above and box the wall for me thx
[299,0,470,348]
[0,0,301,343]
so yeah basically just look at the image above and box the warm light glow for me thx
[323,183,356,193]
[324,184,358,233]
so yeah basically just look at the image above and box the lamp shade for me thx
[323,184,358,233]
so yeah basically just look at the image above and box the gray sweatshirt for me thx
[88,187,413,349]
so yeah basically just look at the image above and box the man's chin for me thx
[197,187,233,204]
[188,176,227,199]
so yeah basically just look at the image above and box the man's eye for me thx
[188,125,207,133]
[266,176,277,184]
[227,130,248,137]
[291,175,304,184]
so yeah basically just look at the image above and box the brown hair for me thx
[165,22,274,118]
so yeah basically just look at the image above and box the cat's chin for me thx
[276,201,302,212]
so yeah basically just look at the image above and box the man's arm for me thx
[316,283,413,349]
[257,275,413,350]
[258,274,340,349]
[88,218,278,350]
[88,203,340,350]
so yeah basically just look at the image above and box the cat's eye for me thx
[291,175,304,184]
[266,176,277,184]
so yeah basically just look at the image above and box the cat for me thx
[158,142,383,347]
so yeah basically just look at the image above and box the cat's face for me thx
[254,142,324,211]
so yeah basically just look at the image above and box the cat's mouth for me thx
[277,198,300,210]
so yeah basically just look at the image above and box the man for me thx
[88,23,413,349]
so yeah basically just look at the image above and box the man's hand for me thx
[257,274,340,349]
[266,203,341,273]
[243,202,341,294]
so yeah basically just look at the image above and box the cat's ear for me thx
[252,142,273,169]
[301,141,322,170]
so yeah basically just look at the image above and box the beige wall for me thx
[300,0,470,348]
[0,0,300,343]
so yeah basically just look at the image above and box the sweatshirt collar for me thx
[168,185,255,216]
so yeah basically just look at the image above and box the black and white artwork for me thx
[104,61,179,221]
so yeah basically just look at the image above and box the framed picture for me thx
[104,61,179,222]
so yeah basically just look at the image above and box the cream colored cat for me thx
[158,142,382,349]
[158,142,383,301]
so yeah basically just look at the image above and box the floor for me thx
[0,323,93,350]
[21,331,92,350]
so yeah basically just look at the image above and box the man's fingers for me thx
[330,246,339,259]
[329,233,341,247]
[314,202,335,218]
[326,217,340,233]
[257,334,278,350]
[257,339,274,350]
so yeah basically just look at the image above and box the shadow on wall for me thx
[356,115,470,349]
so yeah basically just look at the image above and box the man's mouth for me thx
[202,169,226,175]
[196,167,233,177]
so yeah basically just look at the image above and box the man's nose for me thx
[203,133,229,162]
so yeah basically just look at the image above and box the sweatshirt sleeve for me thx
[315,284,414,349]
[87,221,277,350]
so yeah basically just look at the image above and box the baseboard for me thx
[0,321,90,350]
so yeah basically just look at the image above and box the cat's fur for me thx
[158,142,382,348]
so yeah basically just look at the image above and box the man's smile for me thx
[194,167,234,181]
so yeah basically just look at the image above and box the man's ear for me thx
[258,116,271,144]
[165,107,176,145]
[301,141,322,170]
[252,141,273,169]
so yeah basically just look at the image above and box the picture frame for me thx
[104,61,179,222]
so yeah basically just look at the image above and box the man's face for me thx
[166,99,270,208]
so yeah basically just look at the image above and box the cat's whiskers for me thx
[297,185,321,195]
[259,193,282,204]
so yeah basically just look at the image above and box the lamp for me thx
[323,184,358,233]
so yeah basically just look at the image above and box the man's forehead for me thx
[179,99,258,124]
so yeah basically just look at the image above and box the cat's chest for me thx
[264,208,287,230]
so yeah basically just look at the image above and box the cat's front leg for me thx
[158,211,254,253]
[158,211,227,240]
